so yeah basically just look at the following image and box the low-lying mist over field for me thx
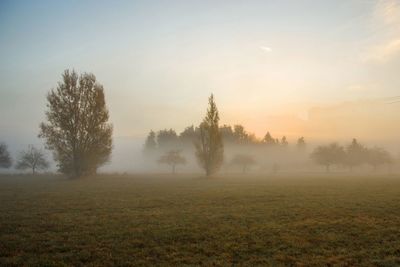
[1,0,400,265]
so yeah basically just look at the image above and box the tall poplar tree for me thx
[195,94,224,176]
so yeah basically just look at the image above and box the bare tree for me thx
[158,150,186,173]
[16,145,49,175]
[0,143,12,169]
[195,94,224,176]
[230,154,256,173]
[39,70,113,177]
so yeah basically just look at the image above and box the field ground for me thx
[0,173,400,266]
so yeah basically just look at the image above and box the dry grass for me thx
[0,173,400,266]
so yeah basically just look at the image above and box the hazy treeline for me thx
[0,69,397,177]
[311,139,393,172]
[144,125,305,154]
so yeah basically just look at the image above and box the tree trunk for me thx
[172,164,176,174]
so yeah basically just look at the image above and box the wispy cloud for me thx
[366,38,400,62]
[365,0,400,63]
[260,46,272,53]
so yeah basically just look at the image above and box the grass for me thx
[1,173,400,266]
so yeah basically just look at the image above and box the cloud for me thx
[260,46,272,52]
[367,38,400,62]
[374,0,400,27]
[363,0,400,63]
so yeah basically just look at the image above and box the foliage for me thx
[195,94,224,176]
[311,139,393,172]
[143,130,157,156]
[157,129,179,151]
[144,126,303,153]
[310,143,345,171]
[39,70,113,177]
[281,136,288,147]
[16,145,49,174]
[158,150,186,173]
[263,132,277,146]
[230,154,256,173]
[297,137,306,150]
[366,147,393,170]
[0,143,12,168]
[344,138,367,170]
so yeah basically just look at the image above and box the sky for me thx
[1,0,400,154]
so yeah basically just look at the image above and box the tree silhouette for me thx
[39,70,113,177]
[158,150,186,173]
[263,132,276,146]
[0,143,12,169]
[16,145,49,175]
[310,143,345,172]
[157,129,179,151]
[230,154,256,173]
[143,130,157,156]
[195,94,224,176]
[366,147,393,171]
[344,138,367,171]
[281,136,288,147]
[297,137,306,150]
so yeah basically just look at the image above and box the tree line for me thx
[143,124,306,154]
[310,139,393,172]
[0,69,395,177]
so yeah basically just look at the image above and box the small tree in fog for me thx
[0,143,12,169]
[281,136,288,147]
[230,154,256,173]
[366,147,393,171]
[310,143,345,172]
[195,94,224,176]
[157,129,179,151]
[158,150,186,173]
[297,137,306,150]
[344,138,367,171]
[143,130,157,156]
[263,132,276,146]
[39,70,113,177]
[16,145,49,175]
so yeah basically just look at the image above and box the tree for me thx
[263,132,276,145]
[158,150,186,173]
[16,145,49,174]
[157,129,179,151]
[281,136,288,147]
[233,125,248,144]
[143,130,157,156]
[230,154,256,173]
[39,70,113,177]
[310,143,345,172]
[344,138,367,171]
[0,143,12,169]
[297,137,306,150]
[179,125,199,145]
[366,147,393,171]
[219,125,235,143]
[195,94,224,176]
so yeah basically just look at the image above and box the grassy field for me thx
[0,173,400,266]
